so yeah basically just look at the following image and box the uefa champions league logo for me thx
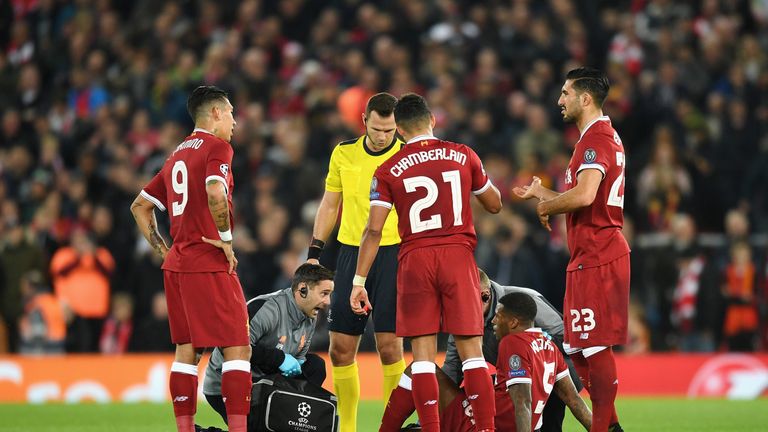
[298,401,312,418]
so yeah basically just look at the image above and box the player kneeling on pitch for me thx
[380,292,592,432]
[201,263,336,431]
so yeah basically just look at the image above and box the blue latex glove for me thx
[541,330,553,341]
[279,354,302,377]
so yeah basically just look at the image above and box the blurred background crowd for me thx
[0,0,766,357]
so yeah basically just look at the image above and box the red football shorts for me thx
[396,245,483,337]
[564,253,630,348]
[164,270,249,348]
[440,391,473,432]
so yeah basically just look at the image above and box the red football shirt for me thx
[495,328,570,431]
[370,135,491,257]
[141,128,235,273]
[564,116,630,270]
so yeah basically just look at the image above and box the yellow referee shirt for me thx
[325,135,402,246]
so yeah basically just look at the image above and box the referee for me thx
[307,93,404,432]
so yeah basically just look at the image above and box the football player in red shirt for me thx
[351,93,502,432]
[379,292,591,432]
[514,67,629,432]
[130,86,251,432]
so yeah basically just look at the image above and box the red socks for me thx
[411,362,440,432]
[379,374,416,432]
[462,358,496,431]
[222,360,252,432]
[170,362,198,432]
[583,348,619,432]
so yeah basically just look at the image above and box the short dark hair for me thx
[187,85,229,122]
[365,92,397,118]
[477,268,490,290]
[566,67,610,107]
[291,263,335,292]
[394,93,431,133]
[498,292,537,323]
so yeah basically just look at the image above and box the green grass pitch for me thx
[0,398,766,431]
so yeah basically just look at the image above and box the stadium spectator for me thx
[99,291,134,354]
[18,270,65,354]
[130,291,172,353]
[721,241,759,351]
[50,227,114,353]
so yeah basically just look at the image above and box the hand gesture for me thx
[536,201,551,232]
[202,236,238,274]
[512,176,542,200]
[350,284,372,316]
[279,354,302,377]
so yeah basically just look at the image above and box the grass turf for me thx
[0,398,766,431]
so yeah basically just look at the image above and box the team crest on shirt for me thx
[370,176,380,200]
[583,148,597,163]
[220,163,229,176]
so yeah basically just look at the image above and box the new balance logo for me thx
[424,400,437,406]
[580,333,589,339]
[467,394,479,400]
[173,396,189,403]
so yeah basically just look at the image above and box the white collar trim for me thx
[579,115,610,140]
[193,127,214,135]
[406,134,436,145]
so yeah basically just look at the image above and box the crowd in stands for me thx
[0,0,766,355]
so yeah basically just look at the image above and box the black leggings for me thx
[205,353,327,425]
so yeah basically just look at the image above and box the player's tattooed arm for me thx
[130,193,169,259]
[206,179,230,233]
[148,215,169,257]
[554,376,592,430]
[508,383,533,432]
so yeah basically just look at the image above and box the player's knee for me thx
[376,338,403,364]
[221,344,251,362]
[329,344,356,365]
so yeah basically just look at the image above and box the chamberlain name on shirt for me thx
[390,148,467,177]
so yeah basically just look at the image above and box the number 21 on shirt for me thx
[403,170,461,233]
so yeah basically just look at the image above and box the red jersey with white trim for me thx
[370,136,491,257]
[495,328,570,431]
[565,116,630,271]
[141,129,235,273]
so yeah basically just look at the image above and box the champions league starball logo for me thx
[297,401,312,418]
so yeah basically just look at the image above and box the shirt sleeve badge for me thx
[584,148,597,163]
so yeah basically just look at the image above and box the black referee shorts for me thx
[328,244,399,335]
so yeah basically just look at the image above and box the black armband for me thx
[307,237,325,260]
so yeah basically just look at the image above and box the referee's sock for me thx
[221,360,251,432]
[333,362,360,432]
[382,358,406,404]
[170,362,198,432]
[379,373,415,432]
